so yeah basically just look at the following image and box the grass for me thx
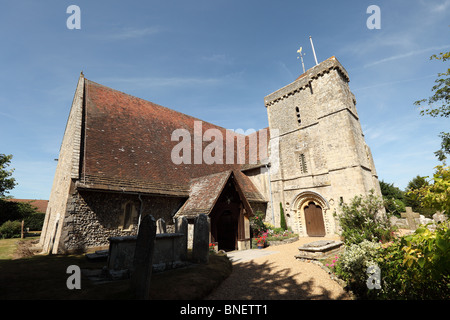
[0,238,21,259]
[0,238,232,300]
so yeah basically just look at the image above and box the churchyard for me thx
[0,214,232,300]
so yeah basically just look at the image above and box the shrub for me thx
[0,220,22,239]
[250,210,267,237]
[0,199,40,226]
[334,240,381,297]
[372,223,450,299]
[335,190,395,245]
[24,212,45,231]
[279,202,287,231]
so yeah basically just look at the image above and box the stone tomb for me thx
[107,232,188,277]
[295,240,343,260]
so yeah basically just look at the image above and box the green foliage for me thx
[409,165,450,217]
[404,175,435,217]
[0,220,22,239]
[24,212,45,231]
[383,197,405,218]
[414,51,450,118]
[435,132,450,163]
[379,180,406,217]
[250,210,267,237]
[0,199,40,226]
[279,202,287,231]
[414,50,449,162]
[336,191,395,245]
[334,240,381,298]
[372,224,450,299]
[379,180,404,201]
[0,154,17,198]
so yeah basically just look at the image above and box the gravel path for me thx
[205,236,353,300]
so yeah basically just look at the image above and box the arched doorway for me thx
[216,210,237,251]
[290,191,330,237]
[304,202,326,237]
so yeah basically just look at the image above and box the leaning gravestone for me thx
[156,218,166,234]
[130,214,156,300]
[175,216,188,261]
[401,207,420,230]
[192,213,209,264]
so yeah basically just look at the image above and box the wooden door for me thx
[304,202,325,237]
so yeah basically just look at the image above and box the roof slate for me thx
[79,78,267,203]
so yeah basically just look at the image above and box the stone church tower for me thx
[261,56,381,237]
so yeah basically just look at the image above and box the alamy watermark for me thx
[366,264,381,290]
[366,5,381,29]
[170,121,279,173]
[66,265,81,290]
[66,5,81,30]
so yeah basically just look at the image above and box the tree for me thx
[379,180,405,217]
[0,154,17,198]
[279,202,287,231]
[409,165,450,217]
[404,175,435,217]
[414,50,450,162]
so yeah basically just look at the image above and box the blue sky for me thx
[1,0,449,200]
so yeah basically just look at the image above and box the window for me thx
[295,107,301,125]
[299,153,308,173]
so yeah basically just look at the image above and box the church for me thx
[38,56,382,254]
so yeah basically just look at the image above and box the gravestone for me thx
[156,218,166,234]
[130,214,156,300]
[175,216,188,261]
[401,207,420,230]
[192,213,209,264]
[433,212,448,224]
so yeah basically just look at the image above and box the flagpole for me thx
[309,36,318,65]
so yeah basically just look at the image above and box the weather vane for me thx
[297,46,306,74]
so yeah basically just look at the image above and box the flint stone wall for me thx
[60,190,185,253]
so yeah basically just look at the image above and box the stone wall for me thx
[39,74,85,254]
[59,189,186,253]
[260,57,382,236]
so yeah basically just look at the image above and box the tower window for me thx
[299,153,307,173]
[295,107,301,125]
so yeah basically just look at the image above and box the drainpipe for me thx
[265,163,275,225]
[138,193,143,228]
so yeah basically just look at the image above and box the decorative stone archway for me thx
[290,191,332,237]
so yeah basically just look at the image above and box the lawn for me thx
[0,238,21,259]
[0,238,232,300]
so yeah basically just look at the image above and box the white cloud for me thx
[101,76,222,90]
[428,0,450,13]
[364,44,450,68]
[102,26,161,40]
[201,54,234,65]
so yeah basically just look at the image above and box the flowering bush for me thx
[334,240,381,297]
[336,190,395,245]
[257,233,267,244]
[209,243,217,253]
[250,211,267,237]
[325,255,340,272]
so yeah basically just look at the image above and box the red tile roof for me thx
[78,79,266,203]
